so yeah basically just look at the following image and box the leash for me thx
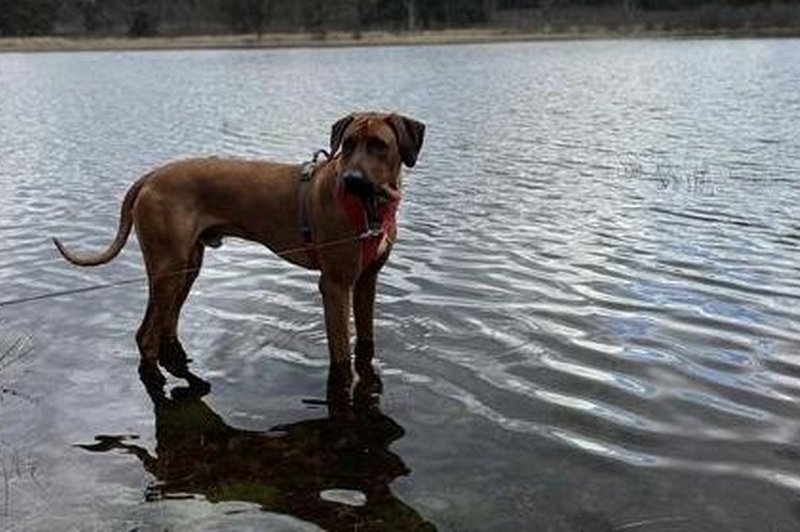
[0,228,383,310]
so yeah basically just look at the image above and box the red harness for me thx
[300,165,399,269]
[335,182,399,269]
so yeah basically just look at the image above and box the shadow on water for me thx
[77,363,436,532]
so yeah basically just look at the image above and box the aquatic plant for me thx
[0,324,32,400]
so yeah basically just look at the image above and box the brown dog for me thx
[54,112,425,395]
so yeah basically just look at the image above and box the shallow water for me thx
[1,39,800,531]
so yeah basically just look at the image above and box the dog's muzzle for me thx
[340,170,376,200]
[339,170,385,232]
[340,170,400,204]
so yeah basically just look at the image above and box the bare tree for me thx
[483,0,497,23]
[404,0,416,31]
[622,0,637,20]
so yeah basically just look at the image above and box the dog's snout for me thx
[341,169,375,199]
[342,169,366,181]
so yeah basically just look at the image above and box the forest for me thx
[1,0,798,37]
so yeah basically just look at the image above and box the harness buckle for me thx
[300,161,315,182]
[312,149,330,164]
[361,227,384,240]
[301,150,330,183]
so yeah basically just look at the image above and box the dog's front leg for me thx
[353,266,384,399]
[319,276,353,404]
[353,268,378,371]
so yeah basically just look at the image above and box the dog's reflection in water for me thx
[79,365,435,531]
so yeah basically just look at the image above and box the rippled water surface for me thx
[2,39,800,531]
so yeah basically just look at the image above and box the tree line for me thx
[1,0,797,38]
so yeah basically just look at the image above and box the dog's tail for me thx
[53,174,148,267]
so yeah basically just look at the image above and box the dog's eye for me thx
[367,138,388,158]
[342,138,356,156]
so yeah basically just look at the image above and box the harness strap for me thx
[336,187,398,268]
[298,159,319,267]
[299,162,315,243]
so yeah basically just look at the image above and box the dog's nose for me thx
[340,170,375,199]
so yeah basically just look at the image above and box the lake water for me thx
[1,39,800,531]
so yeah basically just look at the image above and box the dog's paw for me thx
[171,375,211,400]
[138,362,167,399]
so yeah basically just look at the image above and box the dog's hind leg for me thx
[159,242,204,379]
[134,214,196,391]
[136,263,188,390]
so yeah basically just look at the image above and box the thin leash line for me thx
[0,229,383,309]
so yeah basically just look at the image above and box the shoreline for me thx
[2,27,800,54]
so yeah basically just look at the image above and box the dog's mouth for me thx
[340,171,401,203]
[378,182,402,202]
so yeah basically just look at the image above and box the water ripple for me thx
[3,41,800,528]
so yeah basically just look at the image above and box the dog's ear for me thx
[387,114,425,168]
[330,114,355,155]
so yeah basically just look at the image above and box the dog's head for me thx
[329,112,425,198]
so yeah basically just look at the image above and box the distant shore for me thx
[2,27,799,54]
